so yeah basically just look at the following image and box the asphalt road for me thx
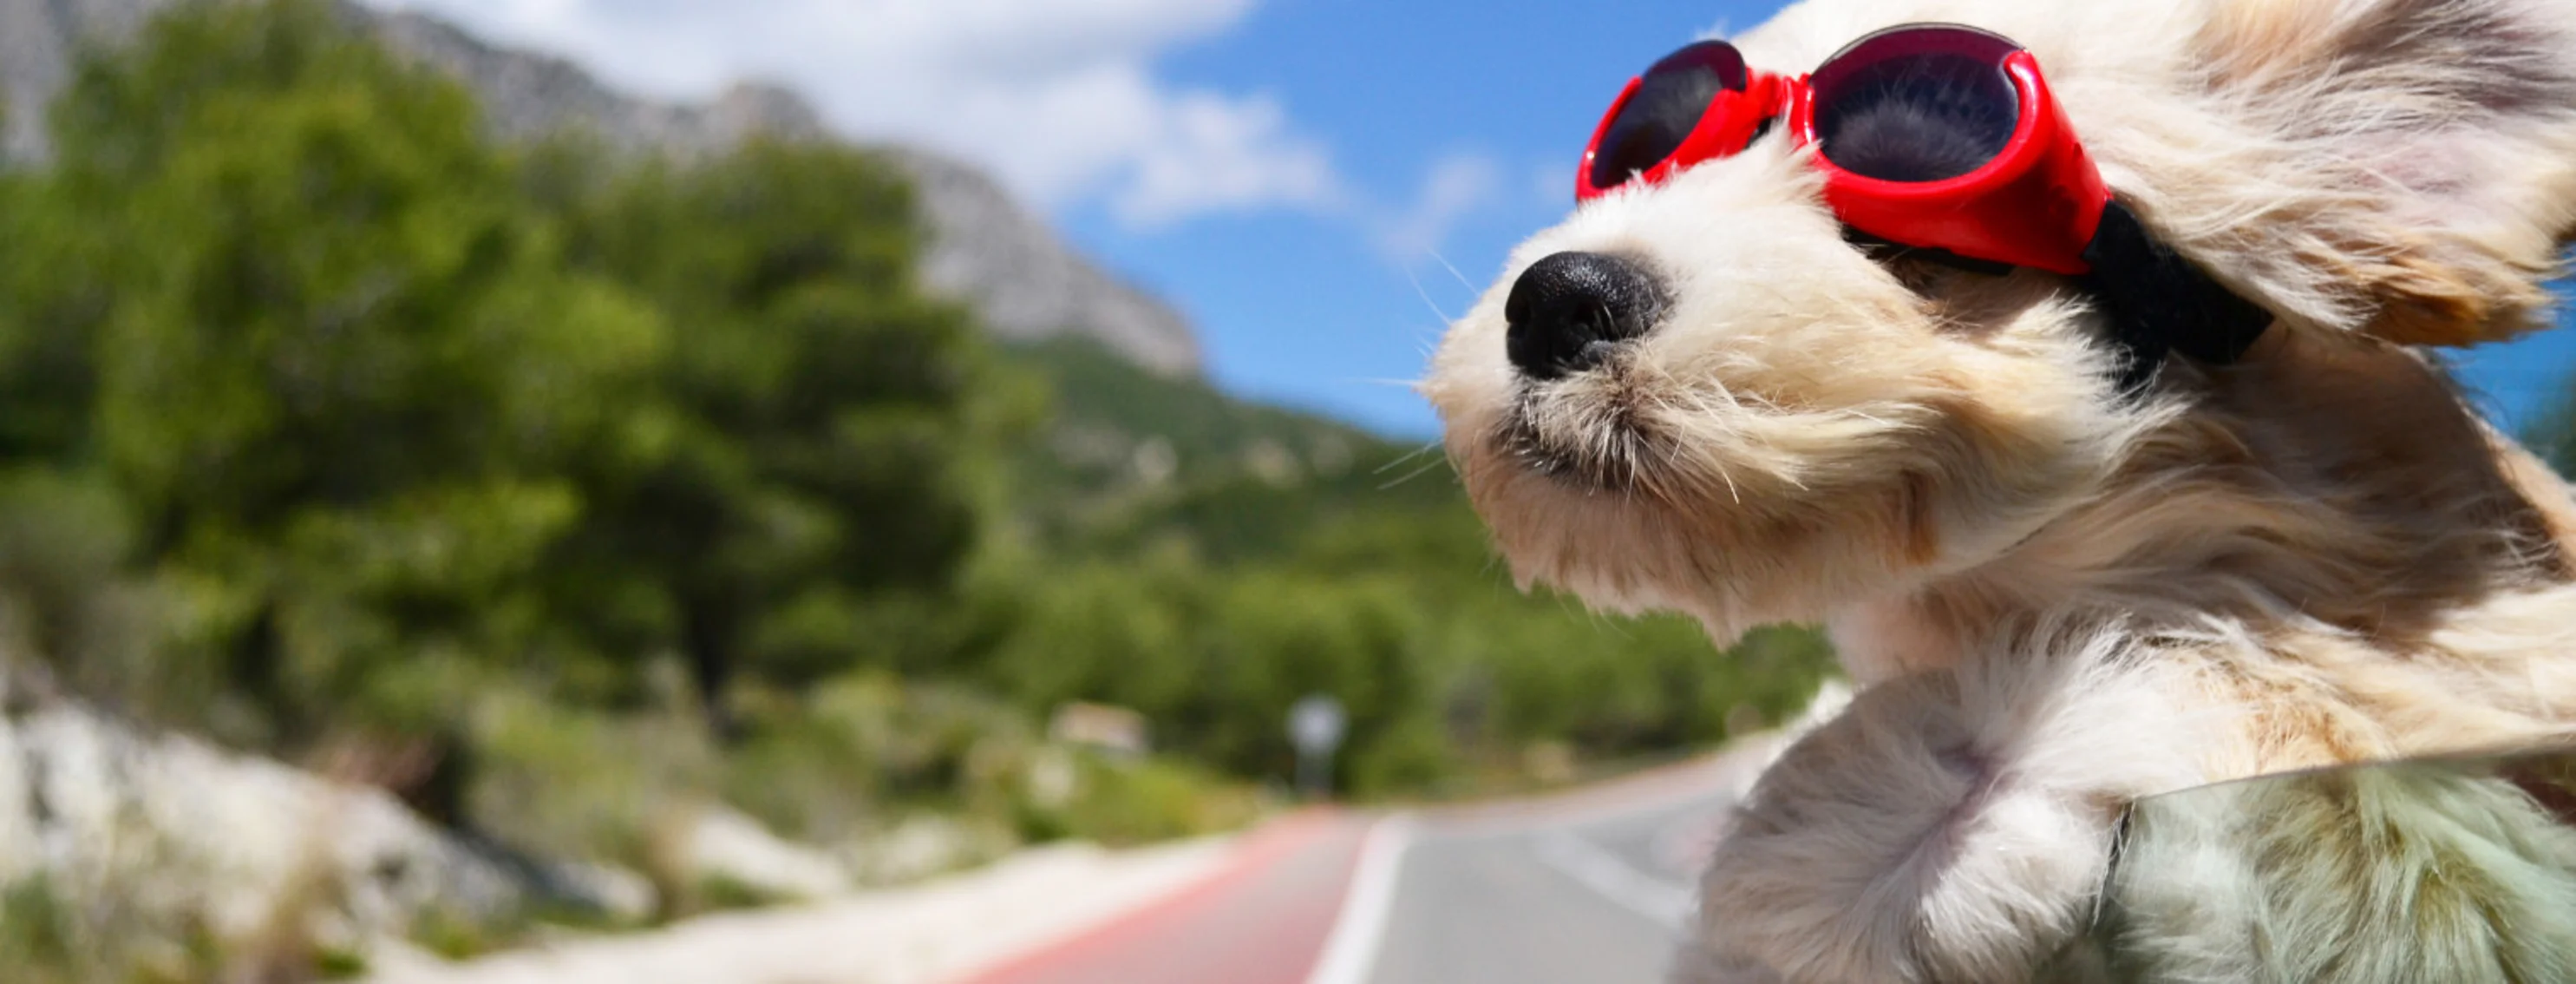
[954,738,1791,984]
[1357,745,1780,984]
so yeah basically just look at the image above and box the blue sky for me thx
[368,0,2576,439]
[1057,0,1772,436]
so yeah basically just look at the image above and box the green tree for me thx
[550,139,1023,728]
[23,0,664,748]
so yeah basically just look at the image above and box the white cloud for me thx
[360,0,1342,227]
[1370,153,1504,265]
[1115,89,1340,228]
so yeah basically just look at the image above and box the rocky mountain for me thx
[0,0,1203,376]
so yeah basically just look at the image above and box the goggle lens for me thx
[1588,40,1749,192]
[1808,26,2023,182]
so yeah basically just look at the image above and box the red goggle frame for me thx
[1576,24,2113,276]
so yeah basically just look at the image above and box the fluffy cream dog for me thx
[1422,0,2576,980]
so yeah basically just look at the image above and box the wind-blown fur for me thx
[2098,753,2576,982]
[1422,0,2576,980]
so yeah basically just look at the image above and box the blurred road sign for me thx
[1289,695,1345,752]
[1288,695,1345,797]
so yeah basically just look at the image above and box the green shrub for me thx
[1025,753,1263,848]
[466,686,718,867]
[0,875,220,984]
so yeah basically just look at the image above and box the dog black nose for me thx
[1504,252,1666,380]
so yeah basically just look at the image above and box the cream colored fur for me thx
[1680,623,2212,981]
[2095,755,2576,982]
[1421,0,2576,980]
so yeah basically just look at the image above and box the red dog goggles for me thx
[1572,23,2272,387]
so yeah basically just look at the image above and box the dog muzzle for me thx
[1574,23,2271,392]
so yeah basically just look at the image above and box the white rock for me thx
[0,693,543,942]
[683,807,849,902]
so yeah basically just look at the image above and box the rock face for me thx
[0,670,642,946]
[359,10,833,157]
[888,148,1202,377]
[0,0,1204,376]
[0,0,153,158]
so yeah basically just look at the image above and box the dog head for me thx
[1425,0,2576,642]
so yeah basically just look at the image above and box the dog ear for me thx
[2158,0,2576,345]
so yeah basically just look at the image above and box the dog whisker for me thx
[1376,457,1453,491]
[1429,251,1480,298]
[1405,266,1457,325]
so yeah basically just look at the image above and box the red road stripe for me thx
[958,810,1370,984]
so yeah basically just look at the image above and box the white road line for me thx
[1304,814,1416,984]
[1529,830,1694,933]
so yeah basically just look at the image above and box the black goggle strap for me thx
[2076,200,2272,395]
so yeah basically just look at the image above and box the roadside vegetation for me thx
[0,0,1838,972]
